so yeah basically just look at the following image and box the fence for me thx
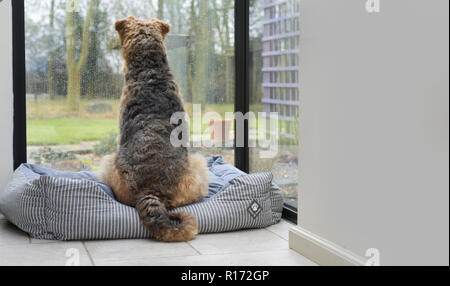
[261,0,300,141]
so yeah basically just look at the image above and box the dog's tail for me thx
[135,194,198,242]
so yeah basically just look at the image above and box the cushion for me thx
[0,156,283,240]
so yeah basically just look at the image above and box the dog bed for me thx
[0,156,283,240]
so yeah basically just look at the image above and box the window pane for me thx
[25,0,235,171]
[249,0,300,208]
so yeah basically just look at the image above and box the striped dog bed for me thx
[0,156,283,240]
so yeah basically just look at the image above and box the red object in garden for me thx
[209,119,232,144]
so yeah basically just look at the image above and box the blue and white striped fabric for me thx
[0,157,283,241]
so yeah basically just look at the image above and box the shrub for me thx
[93,131,118,156]
[30,147,76,164]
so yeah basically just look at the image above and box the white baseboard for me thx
[289,226,368,266]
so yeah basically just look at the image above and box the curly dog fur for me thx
[97,16,209,242]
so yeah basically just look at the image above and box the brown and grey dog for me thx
[97,16,209,242]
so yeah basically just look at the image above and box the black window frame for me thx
[11,0,297,224]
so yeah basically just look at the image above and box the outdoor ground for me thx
[0,214,315,266]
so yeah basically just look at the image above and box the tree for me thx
[185,0,197,103]
[47,0,56,99]
[157,0,164,20]
[192,0,210,105]
[83,0,108,98]
[223,0,232,48]
[213,0,234,103]
[65,0,98,111]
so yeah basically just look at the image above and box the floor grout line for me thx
[261,226,290,241]
[93,248,307,265]
[264,219,296,241]
[264,227,288,241]
[80,242,294,262]
[182,248,295,257]
[186,241,202,255]
[81,241,96,266]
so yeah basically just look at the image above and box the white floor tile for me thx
[84,239,199,265]
[0,242,92,266]
[96,249,316,266]
[265,219,295,241]
[0,218,311,266]
[188,229,288,255]
[0,220,30,246]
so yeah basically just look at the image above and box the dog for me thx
[97,16,209,242]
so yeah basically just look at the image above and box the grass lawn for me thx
[26,99,297,146]
[27,118,119,145]
[27,117,225,146]
[27,115,297,146]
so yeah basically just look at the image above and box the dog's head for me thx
[114,16,170,69]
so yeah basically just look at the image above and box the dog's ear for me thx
[115,16,135,34]
[152,19,170,38]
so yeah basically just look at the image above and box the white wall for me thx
[297,0,449,265]
[0,0,13,190]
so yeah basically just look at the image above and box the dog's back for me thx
[118,71,188,198]
[98,17,209,242]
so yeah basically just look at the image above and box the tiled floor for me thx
[0,216,316,266]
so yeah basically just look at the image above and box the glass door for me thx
[24,0,235,171]
[249,0,300,208]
